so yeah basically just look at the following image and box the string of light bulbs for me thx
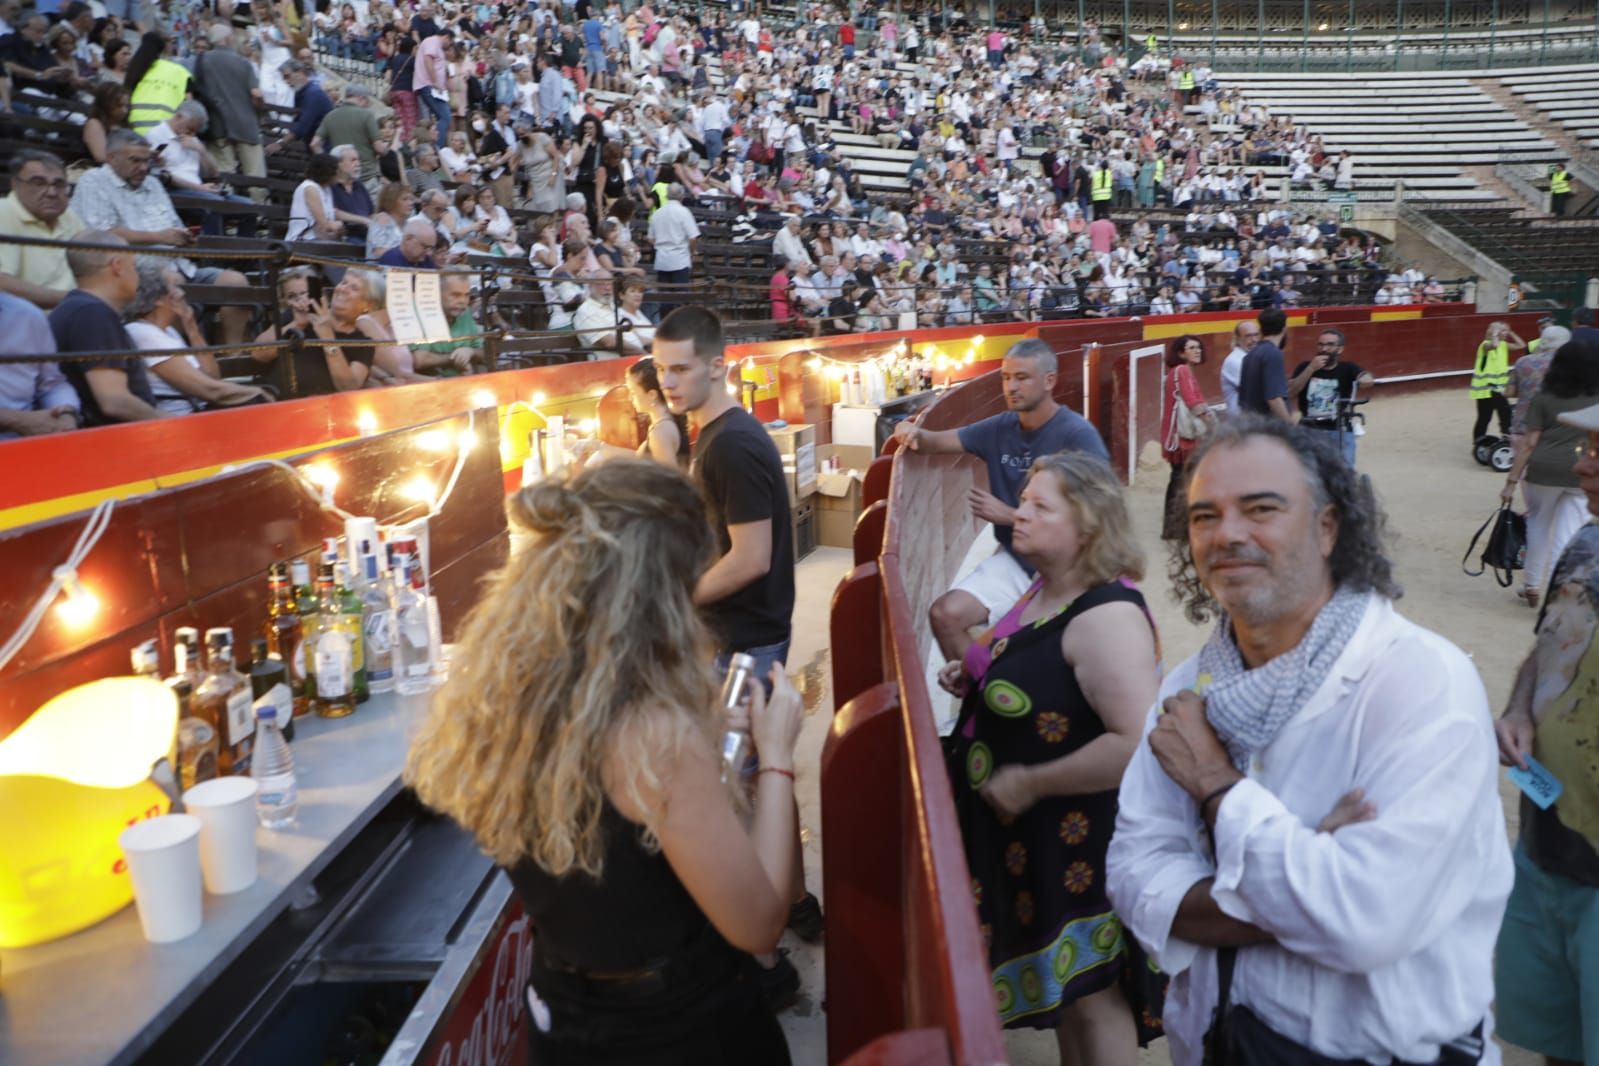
[0,409,483,672]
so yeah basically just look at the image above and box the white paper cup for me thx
[119,814,204,943]
[183,777,261,895]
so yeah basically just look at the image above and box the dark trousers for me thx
[1163,459,1188,541]
[1552,191,1570,216]
[1092,198,1112,219]
[655,266,693,316]
[1474,394,1512,440]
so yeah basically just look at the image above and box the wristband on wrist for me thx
[1200,779,1239,819]
[758,766,795,781]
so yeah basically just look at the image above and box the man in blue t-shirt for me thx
[893,337,1109,659]
[48,230,166,426]
[1237,306,1291,420]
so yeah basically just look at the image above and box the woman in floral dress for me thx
[942,453,1161,1063]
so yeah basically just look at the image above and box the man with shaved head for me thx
[376,218,439,268]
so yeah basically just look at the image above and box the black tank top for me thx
[506,803,710,972]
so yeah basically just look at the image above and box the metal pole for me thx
[1210,0,1217,66]
[1256,0,1264,71]
[1166,0,1173,52]
[1539,0,1549,64]
[1345,0,1354,72]
[1078,0,1086,57]
[1489,0,1498,66]
[1395,0,1404,69]
[1441,0,1451,62]
[1301,0,1310,71]
[1122,0,1130,53]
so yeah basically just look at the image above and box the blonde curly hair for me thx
[405,459,719,876]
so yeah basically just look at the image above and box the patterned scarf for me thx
[1196,586,1369,771]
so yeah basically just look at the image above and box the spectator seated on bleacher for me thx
[124,262,272,412]
[69,130,254,343]
[0,291,80,438]
[401,272,486,378]
[145,100,258,236]
[47,230,164,425]
[250,269,392,397]
[0,149,84,310]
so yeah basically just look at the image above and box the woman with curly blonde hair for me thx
[406,459,802,1065]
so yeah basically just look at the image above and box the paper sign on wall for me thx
[385,270,424,343]
[383,269,454,344]
[412,272,452,342]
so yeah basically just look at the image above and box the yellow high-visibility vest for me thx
[1154,158,1165,183]
[129,58,190,133]
[1180,69,1195,91]
[1144,34,1157,51]
[1091,169,1113,201]
[1470,340,1510,399]
[1551,168,1572,195]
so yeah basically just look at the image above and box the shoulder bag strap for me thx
[1461,506,1500,578]
[1204,946,1238,1066]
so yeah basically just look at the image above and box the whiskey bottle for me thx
[307,563,356,718]
[265,561,308,718]
[289,558,315,715]
[131,639,160,679]
[334,560,369,704]
[248,638,296,744]
[194,627,254,775]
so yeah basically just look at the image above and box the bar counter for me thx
[0,690,434,1065]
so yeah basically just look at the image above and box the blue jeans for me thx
[1303,423,1357,467]
[714,638,791,699]
[418,87,451,146]
[704,126,724,161]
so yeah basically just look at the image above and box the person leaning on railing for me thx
[405,460,804,1065]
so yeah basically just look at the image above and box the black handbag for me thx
[1461,504,1527,587]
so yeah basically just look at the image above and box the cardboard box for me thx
[768,423,817,505]
[814,444,875,548]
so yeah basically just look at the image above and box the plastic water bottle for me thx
[251,704,299,830]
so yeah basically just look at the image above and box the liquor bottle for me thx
[248,638,296,744]
[172,676,218,791]
[265,562,308,718]
[357,548,395,695]
[131,639,160,679]
[307,563,356,717]
[334,560,370,703]
[392,552,435,696]
[173,626,204,693]
[194,627,254,775]
[289,558,316,714]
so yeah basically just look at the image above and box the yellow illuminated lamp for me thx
[401,476,437,504]
[470,388,498,410]
[355,410,379,436]
[0,678,179,948]
[415,428,453,452]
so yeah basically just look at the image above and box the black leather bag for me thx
[1462,504,1527,588]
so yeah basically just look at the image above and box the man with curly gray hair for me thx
[1107,416,1513,1066]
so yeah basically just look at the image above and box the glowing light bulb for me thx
[972,335,986,346]
[416,428,452,452]
[531,391,548,407]
[305,463,340,493]
[457,429,479,451]
[401,476,436,504]
[827,365,846,381]
[806,358,822,370]
[578,419,599,436]
[470,388,497,410]
[54,569,98,628]
[964,352,976,365]
[356,410,379,436]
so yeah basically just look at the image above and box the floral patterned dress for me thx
[948,579,1153,1031]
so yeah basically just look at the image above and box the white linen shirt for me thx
[1106,594,1512,1066]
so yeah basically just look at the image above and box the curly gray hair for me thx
[1167,415,1402,624]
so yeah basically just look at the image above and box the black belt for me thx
[531,922,737,1003]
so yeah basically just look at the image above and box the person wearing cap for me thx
[1495,338,1599,1064]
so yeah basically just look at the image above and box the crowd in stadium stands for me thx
[0,0,1440,434]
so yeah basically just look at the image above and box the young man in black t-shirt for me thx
[654,306,816,1003]
[1289,327,1373,467]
